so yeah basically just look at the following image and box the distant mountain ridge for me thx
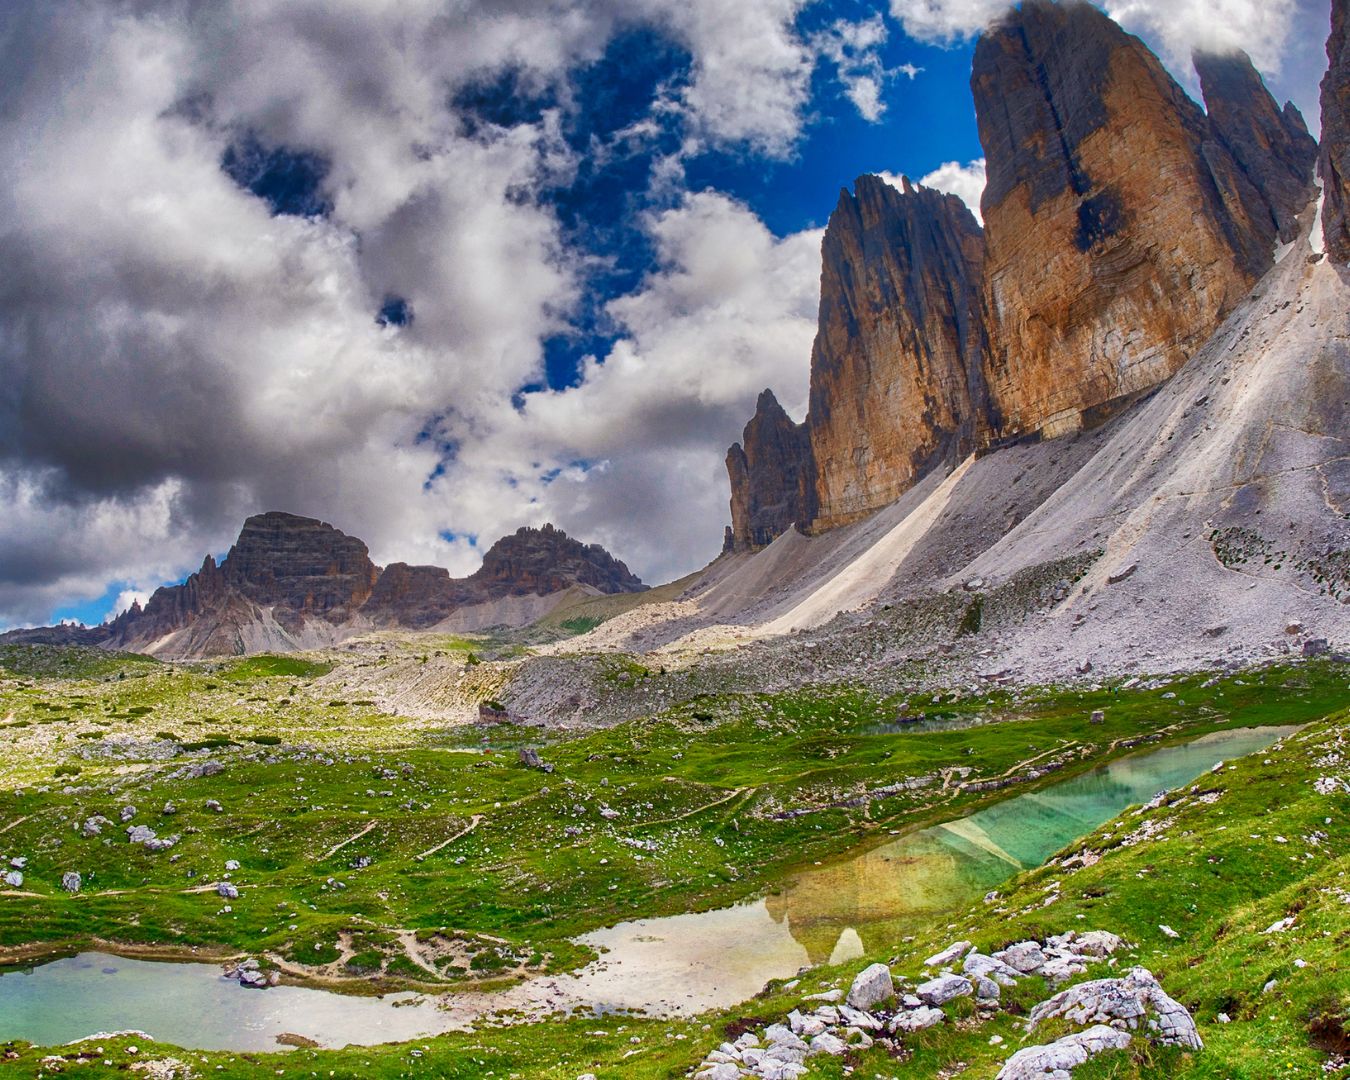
[2,512,645,657]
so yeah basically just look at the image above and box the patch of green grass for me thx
[221,655,332,681]
[559,616,605,636]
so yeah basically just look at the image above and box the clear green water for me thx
[0,724,1298,1050]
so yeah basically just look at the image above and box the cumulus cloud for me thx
[0,0,837,627]
[811,15,897,122]
[890,0,1304,77]
[430,194,824,582]
[888,0,1014,42]
[917,158,988,222]
[1105,0,1298,72]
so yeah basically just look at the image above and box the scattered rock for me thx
[916,973,973,1006]
[1074,931,1124,957]
[976,975,1002,1000]
[890,1006,945,1032]
[518,747,554,773]
[217,882,239,900]
[994,941,1047,973]
[924,940,973,968]
[61,871,82,892]
[846,963,895,1010]
[996,1024,1133,1079]
[1027,967,1202,1049]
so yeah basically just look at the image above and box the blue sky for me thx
[4,0,1332,629]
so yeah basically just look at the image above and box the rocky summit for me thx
[364,523,646,629]
[805,176,994,532]
[725,390,813,552]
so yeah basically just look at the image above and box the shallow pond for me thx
[0,723,1298,1050]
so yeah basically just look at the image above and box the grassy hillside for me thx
[0,651,1345,1077]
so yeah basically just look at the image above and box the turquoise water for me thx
[0,724,1299,1049]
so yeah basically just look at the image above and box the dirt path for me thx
[321,821,378,860]
[414,815,483,862]
[626,786,751,830]
[994,741,1078,778]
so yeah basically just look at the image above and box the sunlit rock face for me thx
[721,0,1325,544]
[973,0,1274,440]
[805,176,995,532]
[1322,0,1350,263]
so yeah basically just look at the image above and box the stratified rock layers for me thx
[973,0,1270,439]
[726,390,813,551]
[109,511,379,645]
[1322,0,1350,262]
[727,3,1321,546]
[807,176,995,531]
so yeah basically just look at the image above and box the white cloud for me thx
[1105,0,1298,72]
[811,15,901,123]
[917,158,988,222]
[888,0,1014,43]
[441,194,825,581]
[890,0,1301,77]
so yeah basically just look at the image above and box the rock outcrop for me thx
[806,176,996,530]
[1194,49,1317,247]
[1322,0,1350,262]
[474,524,644,598]
[973,0,1278,440]
[726,390,813,551]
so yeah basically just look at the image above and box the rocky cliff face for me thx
[727,2,1323,543]
[1195,50,1318,248]
[806,176,995,530]
[364,525,644,628]
[972,0,1276,439]
[1323,0,1350,263]
[726,389,813,551]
